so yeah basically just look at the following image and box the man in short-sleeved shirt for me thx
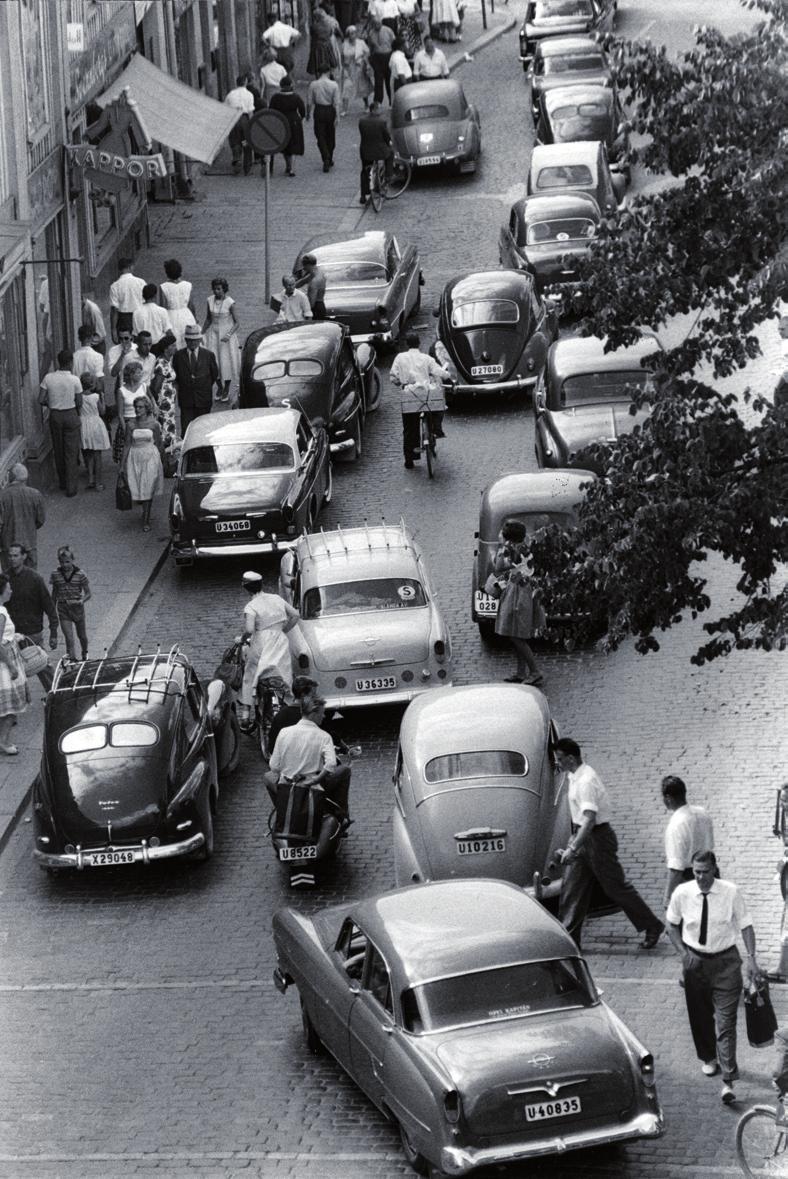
[661,774,715,903]
[413,38,449,79]
[109,258,146,340]
[72,326,105,393]
[40,350,83,496]
[275,276,313,323]
[132,284,172,345]
[265,697,350,820]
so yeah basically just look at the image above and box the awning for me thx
[96,54,239,166]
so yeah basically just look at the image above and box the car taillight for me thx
[640,1053,656,1087]
[298,653,310,670]
[434,639,445,659]
[170,492,183,529]
[526,356,536,371]
[443,1090,462,1124]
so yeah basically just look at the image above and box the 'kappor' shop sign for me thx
[67,145,167,180]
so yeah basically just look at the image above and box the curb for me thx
[447,14,517,73]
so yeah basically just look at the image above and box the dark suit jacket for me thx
[172,347,219,409]
[359,113,392,164]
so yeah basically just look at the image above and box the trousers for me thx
[313,105,336,165]
[58,608,88,661]
[402,411,444,459]
[49,408,82,495]
[370,52,392,103]
[682,945,742,1080]
[559,822,662,948]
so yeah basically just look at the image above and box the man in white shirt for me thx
[225,74,256,174]
[260,51,288,105]
[667,850,761,1103]
[72,326,105,394]
[555,737,664,951]
[109,258,146,342]
[265,697,351,817]
[413,37,449,79]
[390,332,449,468]
[81,292,106,354]
[275,275,313,323]
[262,14,300,72]
[130,331,156,386]
[661,774,715,903]
[369,0,399,31]
[132,284,173,345]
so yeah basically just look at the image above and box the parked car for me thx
[278,522,452,709]
[272,877,664,1176]
[471,469,593,633]
[534,333,660,470]
[390,79,481,174]
[529,36,613,117]
[31,647,238,871]
[535,83,630,180]
[293,230,423,346]
[432,270,558,398]
[498,192,601,298]
[239,321,380,461]
[519,0,616,66]
[527,140,626,216]
[169,407,331,565]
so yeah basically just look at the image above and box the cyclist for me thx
[390,331,450,468]
[238,571,299,731]
[358,101,393,205]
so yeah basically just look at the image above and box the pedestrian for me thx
[269,76,306,176]
[81,290,107,355]
[72,325,106,394]
[260,48,288,105]
[555,737,665,951]
[114,359,149,463]
[121,407,164,534]
[225,73,256,175]
[202,278,240,403]
[307,64,341,171]
[39,349,83,497]
[0,463,46,570]
[369,0,400,36]
[413,35,448,78]
[109,258,146,343]
[132,284,172,346]
[367,16,396,103]
[262,12,301,74]
[431,0,461,42]
[389,39,413,90]
[172,325,220,434]
[492,521,544,685]
[275,275,313,322]
[149,333,180,469]
[50,546,91,661]
[390,330,447,467]
[78,373,110,492]
[159,259,197,349]
[131,330,156,386]
[341,27,373,114]
[666,849,763,1104]
[6,543,58,693]
[308,2,342,78]
[0,573,29,755]
[237,570,300,730]
[397,0,424,58]
[299,255,328,319]
[106,325,135,399]
[661,774,716,904]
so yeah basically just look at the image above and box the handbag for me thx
[744,977,779,1047]
[215,640,245,693]
[115,472,132,511]
[274,781,323,844]
[17,637,49,677]
[483,572,504,599]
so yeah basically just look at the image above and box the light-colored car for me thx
[273,877,664,1177]
[527,140,626,217]
[393,683,569,888]
[278,522,452,709]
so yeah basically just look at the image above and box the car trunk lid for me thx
[445,327,525,382]
[51,753,169,844]
[416,784,542,884]
[299,611,431,671]
[397,120,464,158]
[179,473,293,538]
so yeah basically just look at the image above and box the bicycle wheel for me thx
[369,164,384,213]
[736,1105,788,1177]
[420,414,435,479]
[383,158,412,199]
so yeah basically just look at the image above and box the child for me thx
[50,547,91,661]
[79,372,110,491]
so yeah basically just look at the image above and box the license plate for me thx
[279,845,318,861]
[457,837,506,855]
[418,155,441,166]
[85,849,139,867]
[355,676,397,692]
[215,519,251,533]
[525,1096,581,1122]
[470,364,504,377]
[474,590,499,617]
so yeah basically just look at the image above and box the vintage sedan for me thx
[471,469,593,633]
[519,0,616,67]
[273,878,664,1176]
[390,79,481,174]
[239,321,380,461]
[169,407,331,565]
[535,83,630,179]
[534,333,660,470]
[31,647,236,870]
[278,522,452,709]
[498,192,601,296]
[294,230,423,346]
[432,270,558,397]
[527,141,626,217]
[529,36,613,117]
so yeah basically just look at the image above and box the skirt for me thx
[495,579,535,639]
[0,643,29,716]
[126,444,164,502]
[81,414,110,451]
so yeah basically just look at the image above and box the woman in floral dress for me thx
[202,278,241,403]
[149,332,179,471]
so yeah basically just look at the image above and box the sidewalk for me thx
[0,2,515,852]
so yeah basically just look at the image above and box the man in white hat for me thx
[172,324,220,432]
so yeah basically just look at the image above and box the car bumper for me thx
[33,832,205,869]
[172,537,297,564]
[451,375,537,395]
[320,680,452,710]
[349,329,393,345]
[401,150,476,169]
[440,1111,664,1175]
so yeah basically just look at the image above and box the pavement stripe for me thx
[0,975,686,993]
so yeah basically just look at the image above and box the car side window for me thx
[386,242,400,280]
[508,208,518,239]
[337,342,356,391]
[336,919,368,980]
[296,420,311,458]
[365,945,393,1015]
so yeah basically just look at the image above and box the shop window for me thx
[0,276,26,452]
[32,216,70,379]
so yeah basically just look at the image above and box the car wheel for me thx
[301,1000,324,1055]
[368,368,382,412]
[398,1122,430,1176]
[219,709,241,778]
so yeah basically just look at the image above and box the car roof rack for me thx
[50,645,189,703]
[303,518,412,560]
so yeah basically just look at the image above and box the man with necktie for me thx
[666,850,762,1104]
[172,324,220,433]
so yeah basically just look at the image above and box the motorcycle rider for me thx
[267,674,348,755]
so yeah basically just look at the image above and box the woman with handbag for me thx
[0,574,29,754]
[493,519,544,686]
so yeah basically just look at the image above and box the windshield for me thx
[562,369,651,404]
[403,958,597,1032]
[535,164,594,190]
[321,261,387,285]
[527,218,596,244]
[403,104,451,123]
[534,0,592,17]
[183,442,295,475]
[451,300,519,328]
[302,577,427,618]
[425,750,527,783]
[543,53,604,74]
[252,359,323,381]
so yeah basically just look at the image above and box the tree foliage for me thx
[534,0,788,662]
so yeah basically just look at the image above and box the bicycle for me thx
[366,156,412,212]
[736,1094,788,1176]
[419,404,437,479]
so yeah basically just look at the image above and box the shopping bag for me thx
[115,472,132,511]
[274,782,323,844]
[744,978,779,1047]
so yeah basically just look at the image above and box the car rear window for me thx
[302,577,426,618]
[489,511,577,540]
[321,261,387,284]
[527,218,596,244]
[543,53,604,74]
[561,369,651,404]
[424,750,527,782]
[535,164,594,190]
[552,101,609,119]
[402,959,597,1033]
[252,358,323,381]
[183,442,295,475]
[403,104,450,122]
[450,300,519,328]
[535,0,592,17]
[59,722,159,754]
[111,723,158,747]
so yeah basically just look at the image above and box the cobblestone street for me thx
[1,0,786,1177]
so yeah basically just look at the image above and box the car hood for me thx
[178,472,294,516]
[49,754,168,843]
[299,610,431,671]
[441,326,527,382]
[393,120,465,157]
[549,109,613,144]
[550,402,648,455]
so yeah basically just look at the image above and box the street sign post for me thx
[247,110,292,304]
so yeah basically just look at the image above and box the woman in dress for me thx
[0,574,28,755]
[237,570,300,730]
[269,76,306,175]
[396,0,423,59]
[431,0,461,41]
[113,359,149,464]
[202,278,240,402]
[493,519,544,685]
[341,26,373,113]
[308,2,342,77]
[149,332,179,468]
[160,258,197,348]
[78,372,110,491]
[122,397,164,533]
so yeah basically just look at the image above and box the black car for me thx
[536,83,630,180]
[239,321,380,462]
[498,192,601,295]
[31,648,238,871]
[432,269,559,398]
[519,0,616,67]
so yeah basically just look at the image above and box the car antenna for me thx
[336,522,349,555]
[363,517,372,551]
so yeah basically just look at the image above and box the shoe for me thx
[721,1084,735,1105]
[142,524,151,533]
[287,169,295,177]
[87,483,96,490]
[65,491,77,498]
[359,196,367,204]
[434,428,446,438]
[525,673,544,686]
[702,1061,719,1076]
[323,162,330,172]
[404,459,414,469]
[640,924,664,950]
[0,743,19,755]
[503,675,524,683]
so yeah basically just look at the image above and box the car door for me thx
[334,339,363,427]
[311,918,366,1072]
[179,674,216,807]
[348,941,395,1112]
[290,417,322,526]
[596,144,619,214]
[394,239,421,327]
